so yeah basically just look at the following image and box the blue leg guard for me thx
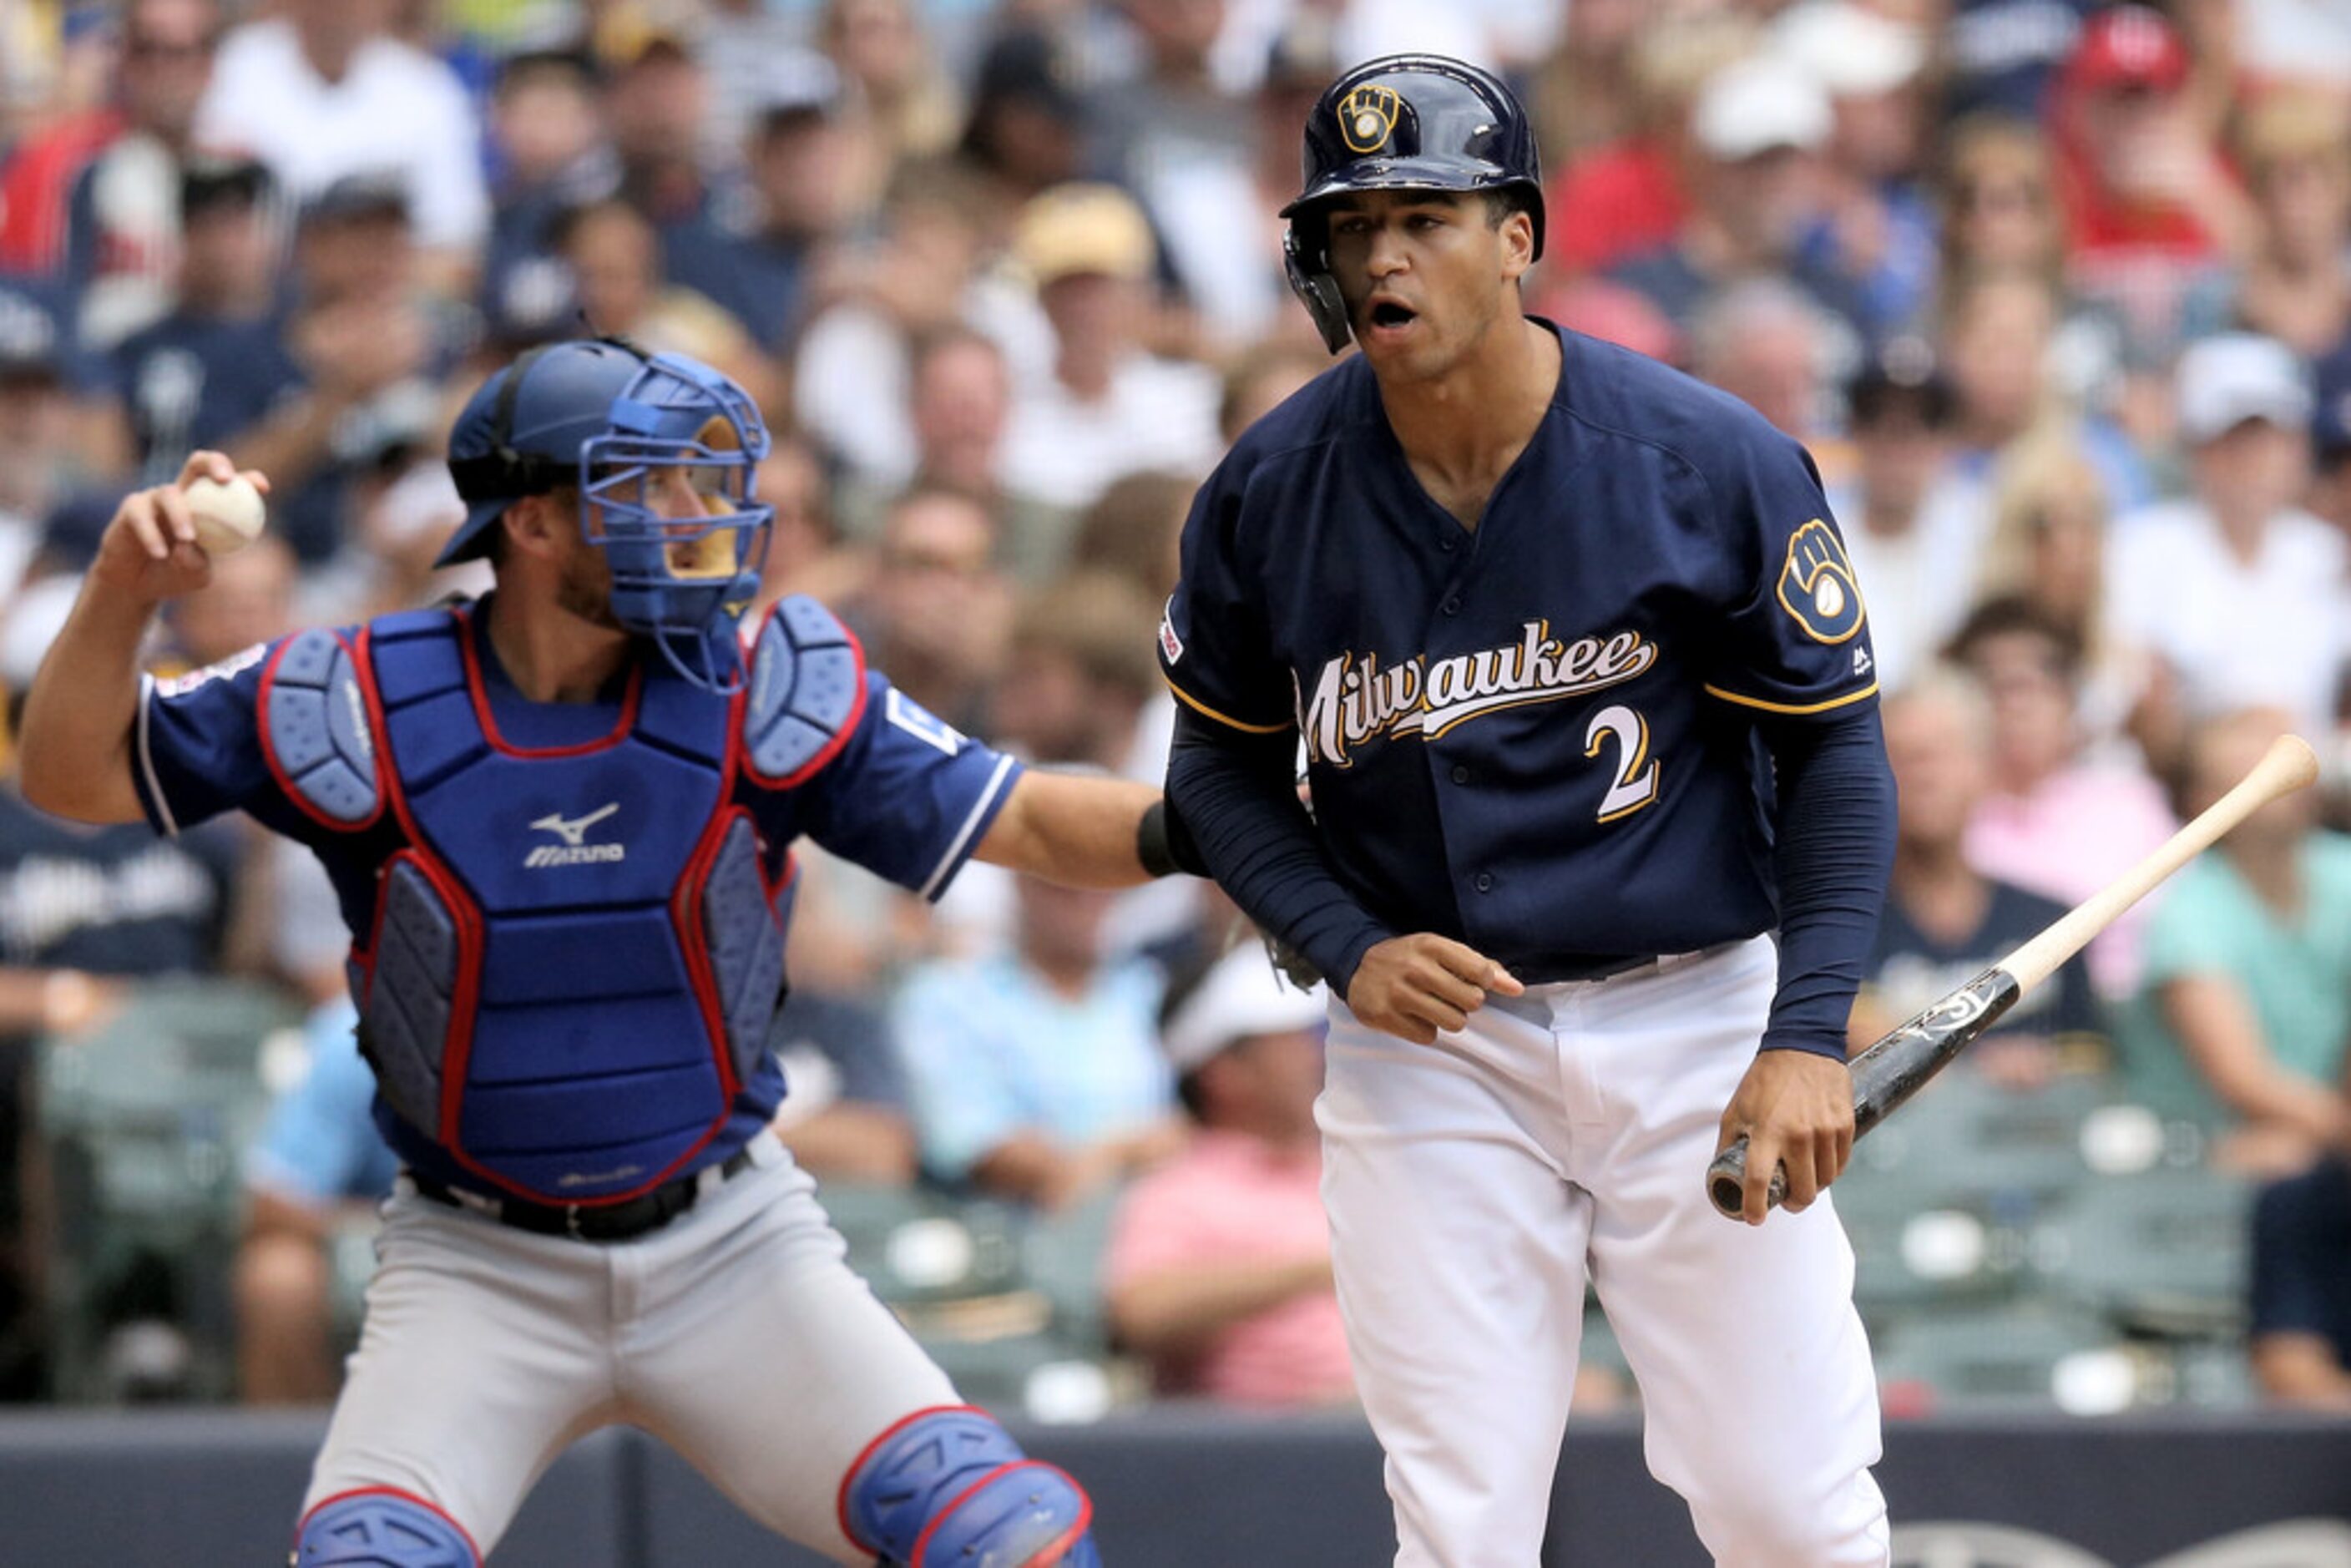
[840,1405,1101,1567]
[291,1488,481,1568]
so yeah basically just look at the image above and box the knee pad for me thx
[839,1405,1099,1568]
[291,1488,480,1568]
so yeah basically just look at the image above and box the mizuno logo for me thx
[524,803,625,868]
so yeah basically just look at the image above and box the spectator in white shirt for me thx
[999,182,1221,513]
[195,0,488,287]
[2107,333,2348,747]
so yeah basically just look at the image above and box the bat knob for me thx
[1706,1136,1788,1219]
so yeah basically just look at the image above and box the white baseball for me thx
[183,474,266,556]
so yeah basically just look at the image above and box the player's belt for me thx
[406,1146,760,1242]
[1515,941,1747,988]
[1514,953,1659,986]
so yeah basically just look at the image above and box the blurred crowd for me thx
[0,0,2348,1422]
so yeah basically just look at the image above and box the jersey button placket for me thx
[1474,873,1494,893]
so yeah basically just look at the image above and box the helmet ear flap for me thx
[1283,224,1352,355]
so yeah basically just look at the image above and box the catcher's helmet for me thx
[442,338,772,689]
[1282,54,1545,352]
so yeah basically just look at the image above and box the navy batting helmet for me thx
[443,338,771,689]
[1282,55,1545,353]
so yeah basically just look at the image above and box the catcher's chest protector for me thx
[263,607,786,1204]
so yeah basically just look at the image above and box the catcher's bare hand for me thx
[91,452,271,607]
[1347,933,1523,1044]
[1716,1049,1853,1226]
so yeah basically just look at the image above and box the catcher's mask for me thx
[1282,53,1547,354]
[442,337,773,691]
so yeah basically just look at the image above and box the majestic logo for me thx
[1338,83,1403,154]
[1777,519,1867,644]
[1159,600,1184,664]
[524,803,624,868]
[1299,621,1657,767]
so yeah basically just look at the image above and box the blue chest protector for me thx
[257,604,862,1205]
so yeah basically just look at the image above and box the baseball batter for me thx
[20,340,1163,1566]
[1160,58,1898,1566]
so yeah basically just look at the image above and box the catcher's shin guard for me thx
[291,1489,481,1567]
[840,1405,1100,1566]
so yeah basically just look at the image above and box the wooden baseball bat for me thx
[1706,731,2321,1221]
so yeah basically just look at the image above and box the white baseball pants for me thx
[302,1132,957,1561]
[1317,936,1890,1568]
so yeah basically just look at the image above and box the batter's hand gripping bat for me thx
[1706,732,2320,1220]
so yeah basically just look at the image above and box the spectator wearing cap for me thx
[2187,88,2351,359]
[999,183,1221,514]
[1936,0,2103,126]
[1777,1,1940,336]
[956,28,1090,227]
[0,282,94,597]
[667,50,861,353]
[1826,336,1980,693]
[196,0,488,290]
[2107,333,2348,741]
[1610,53,1876,340]
[1102,944,1352,1407]
[102,159,296,489]
[2049,5,2252,361]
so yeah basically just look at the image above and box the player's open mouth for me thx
[1365,301,1418,339]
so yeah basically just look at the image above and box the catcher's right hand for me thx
[93,452,271,607]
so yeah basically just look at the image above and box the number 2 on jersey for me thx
[1584,705,1660,822]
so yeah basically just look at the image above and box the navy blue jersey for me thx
[128,600,1021,1184]
[1160,323,1878,979]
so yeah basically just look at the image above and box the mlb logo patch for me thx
[1160,607,1184,664]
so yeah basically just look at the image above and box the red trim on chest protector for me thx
[453,602,645,758]
[741,606,872,791]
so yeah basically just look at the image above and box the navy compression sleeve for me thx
[1164,706,1393,997]
[1756,705,1896,1059]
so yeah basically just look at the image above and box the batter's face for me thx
[1322,190,1532,379]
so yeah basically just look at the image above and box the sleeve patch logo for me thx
[1159,601,1184,665]
[885,687,963,756]
[154,640,269,698]
[1776,520,1867,645]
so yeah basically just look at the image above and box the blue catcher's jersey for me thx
[1160,323,1878,979]
[131,596,1022,1198]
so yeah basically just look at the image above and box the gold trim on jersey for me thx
[1701,680,1880,716]
[1163,674,1294,735]
[1301,620,1657,766]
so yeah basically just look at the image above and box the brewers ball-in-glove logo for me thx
[1777,518,1867,644]
[1340,83,1403,154]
